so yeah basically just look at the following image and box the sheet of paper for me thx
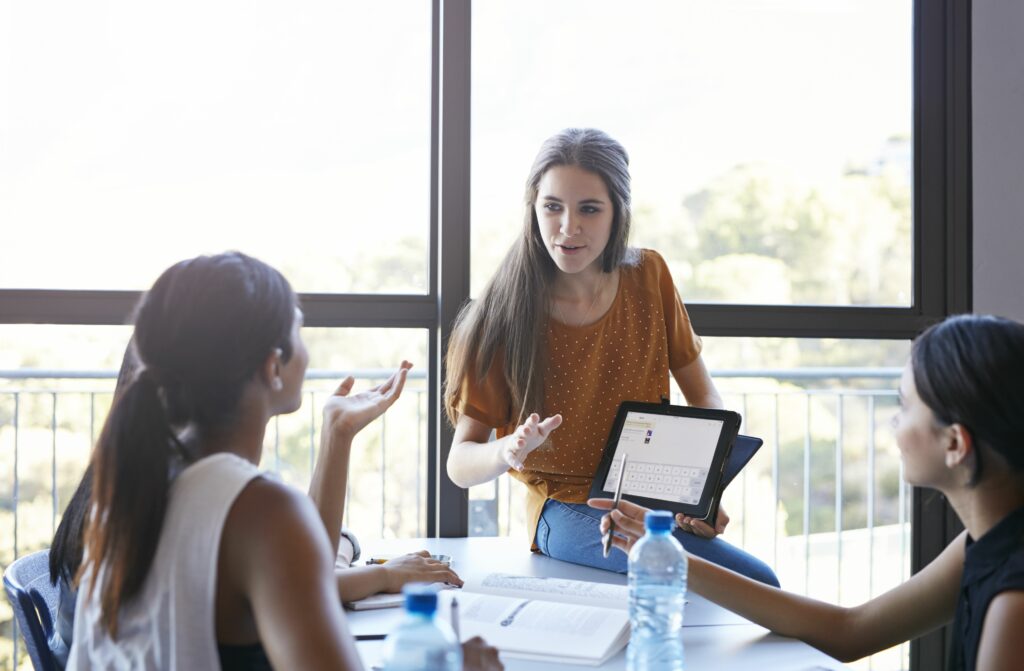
[344,581,456,611]
[466,573,628,610]
[437,590,629,665]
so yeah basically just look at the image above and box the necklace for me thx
[553,275,605,328]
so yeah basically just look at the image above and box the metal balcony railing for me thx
[1,368,908,671]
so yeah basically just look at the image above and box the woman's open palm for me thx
[323,361,413,437]
[503,412,563,471]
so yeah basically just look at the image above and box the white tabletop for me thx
[346,537,849,670]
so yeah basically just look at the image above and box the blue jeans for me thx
[535,499,780,587]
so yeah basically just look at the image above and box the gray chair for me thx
[3,549,59,671]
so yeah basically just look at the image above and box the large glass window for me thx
[471,0,912,306]
[0,2,970,667]
[0,325,428,559]
[0,324,429,667]
[0,2,432,293]
[299,328,430,540]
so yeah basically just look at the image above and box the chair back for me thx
[3,550,59,671]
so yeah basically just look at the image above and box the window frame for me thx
[0,2,969,667]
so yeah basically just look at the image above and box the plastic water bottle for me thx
[381,583,462,671]
[627,510,687,670]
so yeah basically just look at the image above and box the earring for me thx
[272,378,283,391]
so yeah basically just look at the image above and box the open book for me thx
[343,582,456,611]
[437,573,630,666]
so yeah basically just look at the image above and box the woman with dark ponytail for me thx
[66,252,501,670]
[48,344,138,666]
[50,342,461,668]
[592,314,1024,670]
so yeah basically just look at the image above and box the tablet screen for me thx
[601,410,723,505]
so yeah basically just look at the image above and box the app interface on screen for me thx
[602,412,722,505]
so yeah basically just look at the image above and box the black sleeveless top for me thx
[948,505,1024,671]
[219,642,274,671]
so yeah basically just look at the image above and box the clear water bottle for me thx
[627,510,687,671]
[381,583,462,671]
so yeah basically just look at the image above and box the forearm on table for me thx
[308,427,354,556]
[335,565,388,603]
[688,555,860,662]
[446,436,514,488]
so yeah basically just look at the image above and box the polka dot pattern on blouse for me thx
[454,249,703,538]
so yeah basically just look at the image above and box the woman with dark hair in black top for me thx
[593,314,1024,670]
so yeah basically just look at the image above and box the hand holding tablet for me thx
[588,401,762,527]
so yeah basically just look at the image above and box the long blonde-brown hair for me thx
[444,128,634,426]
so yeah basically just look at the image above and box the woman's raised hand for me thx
[322,361,413,439]
[501,412,562,471]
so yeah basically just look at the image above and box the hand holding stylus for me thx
[602,454,629,558]
[589,495,649,555]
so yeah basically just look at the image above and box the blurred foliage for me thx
[276,235,428,295]
[631,158,912,308]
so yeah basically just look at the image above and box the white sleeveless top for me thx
[67,453,262,670]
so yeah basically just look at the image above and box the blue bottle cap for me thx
[403,582,439,615]
[644,510,674,532]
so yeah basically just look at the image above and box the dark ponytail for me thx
[51,341,139,586]
[81,252,296,636]
[912,314,1024,484]
[87,371,179,634]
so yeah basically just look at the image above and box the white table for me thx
[346,537,849,670]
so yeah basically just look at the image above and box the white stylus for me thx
[603,453,629,558]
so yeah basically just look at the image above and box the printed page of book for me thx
[438,590,629,665]
[463,572,628,610]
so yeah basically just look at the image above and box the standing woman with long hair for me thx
[592,314,1024,670]
[67,252,500,671]
[444,128,777,585]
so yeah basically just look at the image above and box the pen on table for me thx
[450,596,461,640]
[354,634,387,641]
[603,453,629,558]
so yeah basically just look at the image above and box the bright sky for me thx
[0,0,911,293]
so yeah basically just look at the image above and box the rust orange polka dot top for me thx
[453,249,703,547]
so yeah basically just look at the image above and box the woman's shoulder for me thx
[175,451,259,479]
[228,476,320,536]
[219,477,332,579]
[994,534,1024,586]
[169,452,263,505]
[621,248,673,286]
[623,247,668,269]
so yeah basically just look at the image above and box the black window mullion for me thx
[436,0,472,538]
[0,290,140,325]
[426,0,443,538]
[910,2,971,669]
[687,305,938,340]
